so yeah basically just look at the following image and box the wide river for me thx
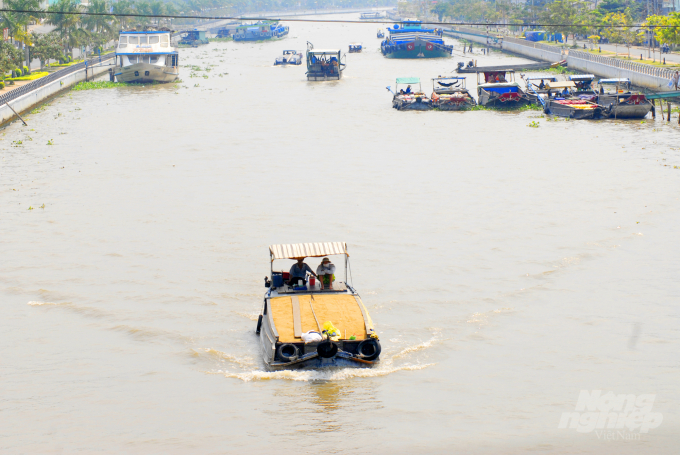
[1,14,679,454]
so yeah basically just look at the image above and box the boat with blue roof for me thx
[177,29,208,47]
[349,43,363,53]
[381,20,452,58]
[233,20,288,42]
[596,78,652,119]
[114,29,179,83]
[476,70,530,108]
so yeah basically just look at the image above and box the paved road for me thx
[573,39,680,66]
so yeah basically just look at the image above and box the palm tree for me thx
[3,0,44,67]
[84,0,117,35]
[112,0,133,30]
[47,0,83,56]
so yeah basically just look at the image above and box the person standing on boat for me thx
[316,258,336,290]
[405,85,412,94]
[289,258,317,286]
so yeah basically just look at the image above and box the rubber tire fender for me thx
[317,340,338,358]
[357,338,381,361]
[277,343,299,362]
[256,314,263,334]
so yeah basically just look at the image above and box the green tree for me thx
[47,0,83,55]
[30,32,64,69]
[644,12,680,48]
[0,41,24,79]
[540,0,589,45]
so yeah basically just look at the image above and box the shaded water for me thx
[1,14,679,454]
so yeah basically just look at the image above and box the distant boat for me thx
[476,70,530,108]
[274,50,303,66]
[360,12,384,20]
[349,43,363,53]
[596,78,653,119]
[177,29,208,47]
[431,76,476,110]
[306,43,345,81]
[377,29,385,39]
[381,20,452,59]
[389,77,433,111]
[233,21,289,42]
[114,30,179,83]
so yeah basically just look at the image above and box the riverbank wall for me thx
[0,55,115,127]
[444,26,675,91]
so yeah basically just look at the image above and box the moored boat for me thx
[274,50,302,65]
[389,77,433,111]
[377,29,385,38]
[306,43,345,81]
[381,20,452,58]
[256,242,381,370]
[569,74,597,97]
[114,30,179,83]
[523,76,557,105]
[177,29,208,47]
[233,20,288,42]
[476,70,530,108]
[544,97,606,119]
[360,11,384,20]
[597,78,653,119]
[431,76,476,110]
[349,42,363,53]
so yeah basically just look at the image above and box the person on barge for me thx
[289,258,318,286]
[316,257,336,290]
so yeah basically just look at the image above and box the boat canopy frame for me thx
[269,242,349,284]
[433,76,467,90]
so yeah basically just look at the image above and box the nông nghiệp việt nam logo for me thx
[558,390,663,434]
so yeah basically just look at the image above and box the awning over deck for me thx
[269,242,347,260]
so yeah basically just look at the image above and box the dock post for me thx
[659,100,664,118]
[668,103,672,122]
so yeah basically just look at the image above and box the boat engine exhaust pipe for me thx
[317,340,338,358]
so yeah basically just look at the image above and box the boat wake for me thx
[207,334,441,382]
[27,301,69,306]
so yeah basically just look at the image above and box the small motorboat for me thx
[306,43,346,81]
[274,50,303,65]
[544,97,606,119]
[377,29,385,38]
[256,242,381,370]
[431,76,476,110]
[476,70,530,108]
[177,29,209,47]
[596,78,653,119]
[389,77,433,110]
[523,76,558,105]
[349,42,363,53]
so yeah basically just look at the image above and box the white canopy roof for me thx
[269,242,347,260]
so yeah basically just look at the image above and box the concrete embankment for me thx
[0,56,114,127]
[444,27,675,91]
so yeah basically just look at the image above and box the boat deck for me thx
[270,292,370,343]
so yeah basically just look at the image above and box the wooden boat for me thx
[524,76,557,104]
[233,20,289,42]
[431,76,476,110]
[306,43,345,81]
[256,243,381,370]
[597,78,653,119]
[389,77,433,111]
[544,97,606,119]
[381,20,452,59]
[569,74,597,97]
[349,43,363,53]
[476,71,530,108]
[360,11,384,20]
[274,50,302,65]
[377,29,385,39]
[177,29,208,47]
[456,60,566,73]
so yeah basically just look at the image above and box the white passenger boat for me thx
[114,30,179,83]
[256,242,381,370]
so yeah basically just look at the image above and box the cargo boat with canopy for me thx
[380,20,452,59]
[306,43,346,81]
[256,242,381,370]
[542,81,607,119]
[233,20,289,42]
[476,70,529,107]
[431,76,476,110]
[114,30,179,83]
[388,77,433,110]
[595,78,653,119]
